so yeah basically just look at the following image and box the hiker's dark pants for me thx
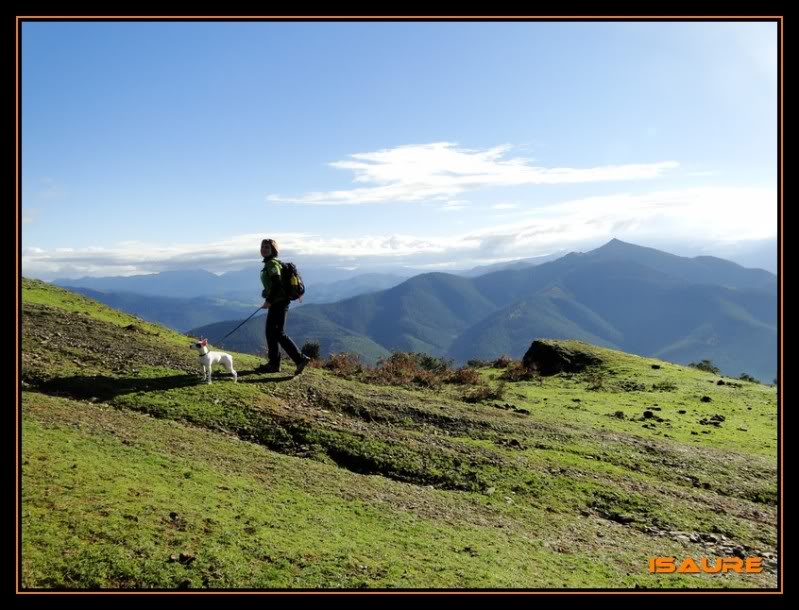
[266,300,302,365]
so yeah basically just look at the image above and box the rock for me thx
[609,513,634,524]
[522,340,602,376]
[700,396,712,403]
[179,552,196,564]
[651,364,661,369]
[699,414,725,427]
[643,411,655,419]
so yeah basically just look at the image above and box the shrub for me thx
[500,362,540,382]
[651,380,678,391]
[447,367,483,385]
[301,341,321,360]
[584,370,607,391]
[365,352,450,389]
[323,353,363,378]
[462,381,507,403]
[412,353,452,374]
[492,355,513,369]
[689,359,720,375]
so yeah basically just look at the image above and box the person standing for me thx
[257,238,311,376]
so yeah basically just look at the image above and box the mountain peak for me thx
[588,239,673,261]
[594,238,638,252]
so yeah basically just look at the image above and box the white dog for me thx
[189,338,237,384]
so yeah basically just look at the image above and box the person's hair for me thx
[262,238,279,257]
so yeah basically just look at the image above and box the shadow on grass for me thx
[239,374,295,383]
[33,373,207,401]
[236,367,297,383]
[30,369,299,401]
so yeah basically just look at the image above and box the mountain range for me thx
[190,239,777,382]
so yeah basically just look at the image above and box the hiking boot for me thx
[256,362,280,373]
[294,355,312,376]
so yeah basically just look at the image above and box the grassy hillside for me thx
[20,278,778,589]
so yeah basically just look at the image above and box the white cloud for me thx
[407,261,464,270]
[267,142,679,206]
[491,203,521,210]
[439,202,469,212]
[461,185,777,256]
[22,186,775,279]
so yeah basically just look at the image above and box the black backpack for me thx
[280,262,305,302]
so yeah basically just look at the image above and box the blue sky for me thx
[21,20,778,279]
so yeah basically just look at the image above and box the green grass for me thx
[20,279,778,589]
[23,394,771,589]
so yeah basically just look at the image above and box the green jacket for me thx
[260,257,288,303]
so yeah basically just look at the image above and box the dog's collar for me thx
[197,350,209,358]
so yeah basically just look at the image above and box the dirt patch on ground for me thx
[23,303,199,383]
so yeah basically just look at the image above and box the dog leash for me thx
[216,306,263,344]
